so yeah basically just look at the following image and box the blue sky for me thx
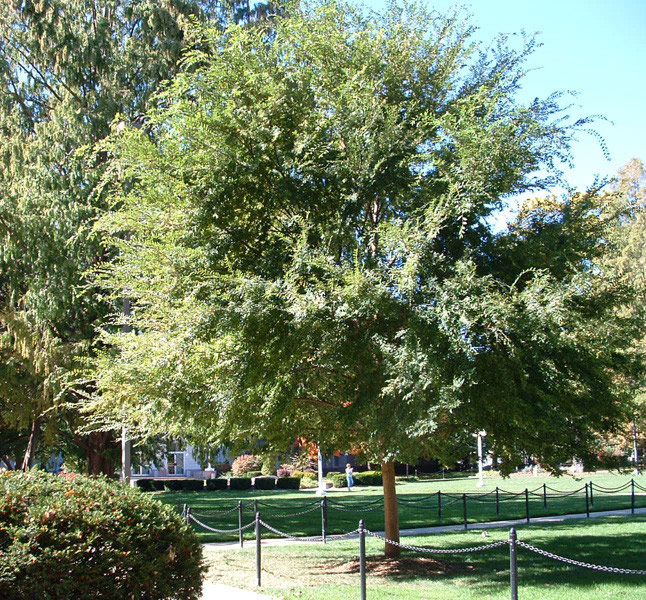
[359,0,645,193]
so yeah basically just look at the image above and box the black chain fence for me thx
[181,478,646,540]
[182,479,646,598]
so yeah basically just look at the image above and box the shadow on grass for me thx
[366,516,646,595]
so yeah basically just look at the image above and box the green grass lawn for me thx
[204,515,646,600]
[157,472,646,543]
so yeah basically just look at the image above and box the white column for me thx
[316,446,327,496]
[121,425,131,485]
[477,431,487,487]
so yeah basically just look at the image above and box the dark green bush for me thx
[253,476,276,490]
[325,471,341,478]
[134,478,154,491]
[354,471,383,486]
[182,479,205,492]
[330,473,347,488]
[0,471,204,600]
[163,479,204,492]
[229,477,252,490]
[205,478,228,491]
[163,480,184,492]
[276,477,300,490]
[152,480,166,491]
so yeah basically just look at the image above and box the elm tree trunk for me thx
[381,460,401,558]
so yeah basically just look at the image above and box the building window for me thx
[167,452,185,475]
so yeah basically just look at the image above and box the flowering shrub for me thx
[231,454,262,475]
[0,471,205,600]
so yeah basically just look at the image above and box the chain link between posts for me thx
[364,530,509,554]
[259,505,322,519]
[516,541,646,575]
[189,513,256,534]
[258,519,360,543]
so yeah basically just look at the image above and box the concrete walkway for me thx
[201,581,279,600]
[200,506,646,599]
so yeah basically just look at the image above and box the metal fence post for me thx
[185,506,191,526]
[463,493,468,530]
[182,503,188,524]
[496,486,500,516]
[321,497,328,544]
[359,519,366,600]
[254,499,259,515]
[524,489,529,523]
[631,478,635,514]
[509,528,518,600]
[437,490,442,523]
[585,483,590,518]
[589,481,594,506]
[543,484,547,510]
[255,512,261,587]
[238,501,244,548]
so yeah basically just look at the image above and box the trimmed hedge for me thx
[134,478,155,491]
[163,479,204,492]
[276,477,300,490]
[329,473,347,488]
[328,471,382,487]
[205,478,228,491]
[0,471,204,600]
[354,471,383,486]
[229,477,252,490]
[253,476,276,490]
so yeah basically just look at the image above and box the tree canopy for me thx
[0,0,258,472]
[87,0,635,554]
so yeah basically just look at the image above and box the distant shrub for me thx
[276,468,289,478]
[291,470,305,479]
[254,477,276,490]
[261,457,277,476]
[325,471,341,478]
[330,473,347,488]
[229,477,252,490]
[276,477,300,490]
[300,475,318,489]
[244,470,263,479]
[183,479,205,492]
[354,471,383,486]
[0,471,204,600]
[213,461,231,475]
[134,478,154,491]
[162,479,204,492]
[205,478,228,491]
[231,454,262,476]
[163,480,184,492]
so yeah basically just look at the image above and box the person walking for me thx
[345,463,354,491]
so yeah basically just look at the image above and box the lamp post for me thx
[473,430,487,487]
[316,445,327,496]
[634,422,641,475]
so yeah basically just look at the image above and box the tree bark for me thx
[21,416,42,471]
[86,431,117,476]
[381,460,401,558]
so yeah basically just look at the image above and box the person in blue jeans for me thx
[345,463,354,491]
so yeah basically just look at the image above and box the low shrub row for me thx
[134,476,301,492]
[328,470,383,488]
